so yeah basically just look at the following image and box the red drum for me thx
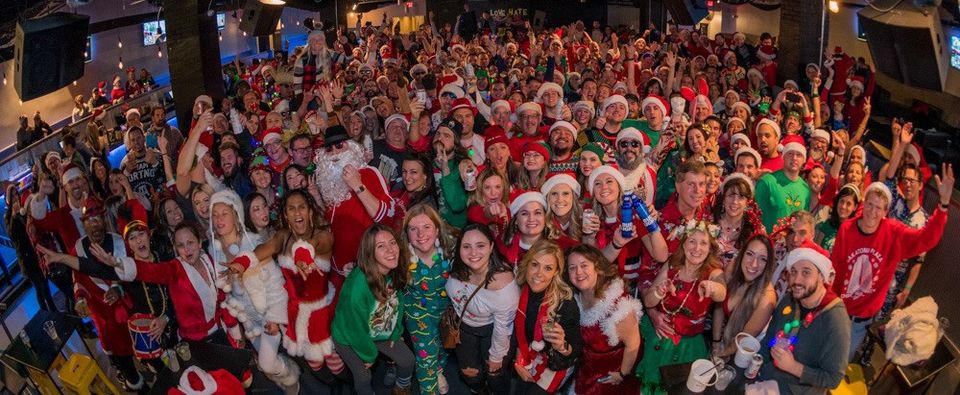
[128,313,162,359]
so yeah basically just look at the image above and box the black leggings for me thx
[455,322,513,394]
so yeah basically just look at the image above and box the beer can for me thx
[745,353,762,379]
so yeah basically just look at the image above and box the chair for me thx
[57,354,120,395]
[830,364,868,395]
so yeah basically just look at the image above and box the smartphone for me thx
[416,89,427,103]
[785,91,801,103]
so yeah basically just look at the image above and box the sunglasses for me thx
[618,141,642,148]
[324,142,345,152]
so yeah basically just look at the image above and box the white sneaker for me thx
[438,371,449,394]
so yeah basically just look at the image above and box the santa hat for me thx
[864,181,893,206]
[730,132,751,148]
[847,76,865,91]
[80,197,105,221]
[756,45,776,61]
[849,145,866,166]
[385,113,410,130]
[541,173,581,197]
[125,108,140,119]
[259,127,283,146]
[548,121,576,137]
[587,165,626,195]
[746,67,763,81]
[571,101,594,114]
[806,63,821,73]
[723,51,737,63]
[522,141,552,162]
[756,118,781,139]
[834,46,844,54]
[783,80,799,91]
[785,244,834,280]
[536,82,563,99]
[616,127,651,154]
[439,83,465,99]
[721,172,755,194]
[724,90,741,101]
[601,95,628,114]
[735,147,762,167]
[169,366,244,395]
[810,128,831,143]
[194,95,213,107]
[491,100,513,114]
[409,63,428,76]
[509,191,547,216]
[780,134,807,157]
[730,101,752,116]
[517,101,542,116]
[641,96,668,117]
[505,42,518,51]
[904,143,923,165]
[450,98,476,114]
[61,163,84,185]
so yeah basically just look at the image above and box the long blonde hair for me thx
[516,239,573,314]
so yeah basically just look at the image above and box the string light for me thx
[118,38,123,49]
[242,31,247,37]
[828,0,839,13]
[219,32,223,41]
[73,80,77,86]
[119,56,124,70]
[2,72,6,86]
[157,46,163,58]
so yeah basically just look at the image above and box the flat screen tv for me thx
[143,20,166,46]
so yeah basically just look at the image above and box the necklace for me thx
[662,269,699,317]
[768,293,841,351]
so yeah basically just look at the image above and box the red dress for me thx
[575,279,642,395]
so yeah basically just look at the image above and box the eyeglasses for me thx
[618,140,641,149]
[324,142,345,152]
[412,71,426,77]
[292,146,313,154]
[900,177,921,185]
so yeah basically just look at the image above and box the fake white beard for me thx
[314,142,365,206]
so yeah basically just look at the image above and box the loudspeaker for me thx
[858,2,947,92]
[14,13,89,101]
[240,0,285,37]
[664,0,709,26]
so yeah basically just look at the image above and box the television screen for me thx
[217,12,225,30]
[143,20,166,46]
[951,35,960,70]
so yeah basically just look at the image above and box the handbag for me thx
[440,277,487,350]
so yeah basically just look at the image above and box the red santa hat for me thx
[439,83,465,99]
[509,191,547,216]
[640,96,668,117]
[194,95,214,107]
[61,163,85,185]
[540,173,581,197]
[587,165,626,195]
[785,243,834,281]
[536,82,563,100]
[259,127,283,146]
[780,134,807,157]
[616,127,652,154]
[601,95,629,114]
[491,99,513,114]
[756,45,776,61]
[195,131,215,159]
[847,76,865,91]
[169,366,244,395]
[746,67,763,81]
[125,108,140,119]
[450,98,477,114]
[80,197,105,221]
[385,113,410,130]
[904,143,923,166]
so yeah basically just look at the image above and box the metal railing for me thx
[0,86,173,189]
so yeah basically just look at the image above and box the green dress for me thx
[402,250,451,394]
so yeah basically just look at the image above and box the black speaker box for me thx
[858,2,947,92]
[14,13,90,101]
[240,0,285,37]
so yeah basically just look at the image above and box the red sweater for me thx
[830,208,947,318]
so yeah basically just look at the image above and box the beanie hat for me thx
[587,165,626,194]
[483,126,510,150]
[509,191,547,216]
[601,95,628,114]
[540,173,581,197]
[580,142,611,164]
[522,141,552,162]
[438,118,463,140]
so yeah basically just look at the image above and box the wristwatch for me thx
[355,185,366,194]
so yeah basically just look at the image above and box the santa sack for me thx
[168,366,244,395]
[885,296,942,366]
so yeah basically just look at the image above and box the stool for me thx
[830,364,868,395]
[26,354,67,395]
[57,354,121,395]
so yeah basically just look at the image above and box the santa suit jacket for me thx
[74,233,134,356]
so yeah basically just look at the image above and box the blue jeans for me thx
[849,316,874,362]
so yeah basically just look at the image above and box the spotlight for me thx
[828,0,840,13]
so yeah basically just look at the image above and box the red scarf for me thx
[515,285,550,368]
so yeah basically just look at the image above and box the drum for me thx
[128,313,162,359]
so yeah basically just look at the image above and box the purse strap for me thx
[455,270,494,326]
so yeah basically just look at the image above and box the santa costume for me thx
[574,279,642,395]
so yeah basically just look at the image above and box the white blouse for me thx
[446,277,520,363]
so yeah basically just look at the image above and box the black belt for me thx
[851,316,872,323]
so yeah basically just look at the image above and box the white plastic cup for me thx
[686,358,719,393]
[734,332,761,369]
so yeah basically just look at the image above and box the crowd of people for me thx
[3,7,955,395]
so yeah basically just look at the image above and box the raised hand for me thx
[900,122,914,145]
[934,163,954,206]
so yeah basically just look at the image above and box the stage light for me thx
[828,0,840,13]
